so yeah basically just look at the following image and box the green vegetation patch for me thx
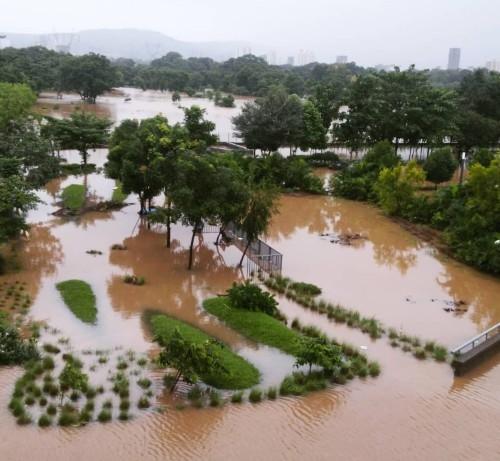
[56,280,97,324]
[149,313,260,390]
[61,184,86,211]
[203,297,301,356]
[111,181,127,204]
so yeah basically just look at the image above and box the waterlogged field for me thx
[1,91,500,461]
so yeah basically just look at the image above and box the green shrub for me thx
[0,323,39,365]
[289,282,322,297]
[119,399,130,411]
[39,397,48,407]
[137,378,152,389]
[231,391,243,403]
[9,398,25,417]
[38,414,52,427]
[209,390,222,407]
[119,411,129,421]
[368,362,381,377]
[47,404,57,416]
[249,388,262,403]
[433,345,448,362]
[97,409,112,423]
[17,413,32,425]
[84,401,95,413]
[413,348,426,360]
[42,343,61,354]
[267,387,277,400]
[138,396,150,409]
[187,386,202,401]
[42,356,55,370]
[59,410,79,426]
[227,281,278,317]
[103,399,113,409]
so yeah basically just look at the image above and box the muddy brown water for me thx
[1,92,500,460]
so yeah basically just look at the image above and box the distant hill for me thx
[3,29,253,62]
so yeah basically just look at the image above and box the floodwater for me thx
[36,88,248,143]
[1,92,500,461]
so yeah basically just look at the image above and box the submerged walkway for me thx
[452,323,500,375]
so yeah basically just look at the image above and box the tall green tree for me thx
[60,53,117,103]
[106,117,165,214]
[183,106,218,150]
[0,83,37,131]
[45,111,111,166]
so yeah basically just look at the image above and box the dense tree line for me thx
[331,141,500,274]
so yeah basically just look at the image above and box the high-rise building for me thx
[486,60,500,72]
[336,55,348,64]
[287,56,295,66]
[267,50,277,65]
[297,49,315,66]
[447,48,461,70]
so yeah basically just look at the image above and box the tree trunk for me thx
[188,226,197,270]
[139,194,146,215]
[215,226,224,245]
[238,241,251,267]
[166,198,172,248]
[169,371,182,393]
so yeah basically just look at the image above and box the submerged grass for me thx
[264,275,450,364]
[148,313,260,390]
[61,184,86,211]
[203,297,301,356]
[111,181,128,204]
[56,280,97,324]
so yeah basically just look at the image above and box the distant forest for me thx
[0,46,473,97]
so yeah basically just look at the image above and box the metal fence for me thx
[225,222,283,275]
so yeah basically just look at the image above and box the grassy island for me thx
[56,280,97,324]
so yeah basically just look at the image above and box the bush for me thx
[249,388,262,403]
[97,409,112,423]
[227,281,278,317]
[138,396,150,409]
[289,281,321,297]
[424,147,457,187]
[59,410,79,426]
[413,348,427,360]
[0,324,39,365]
[368,362,381,377]
[47,404,57,416]
[38,414,52,427]
[209,390,222,407]
[231,391,243,403]
[433,345,448,362]
[267,387,277,400]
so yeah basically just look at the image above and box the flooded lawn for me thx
[1,91,500,461]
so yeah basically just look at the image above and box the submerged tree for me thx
[295,336,342,374]
[59,53,117,103]
[45,111,111,166]
[157,328,226,392]
[237,185,279,267]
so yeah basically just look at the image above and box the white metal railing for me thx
[452,323,500,356]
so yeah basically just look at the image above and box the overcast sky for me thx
[2,0,499,67]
